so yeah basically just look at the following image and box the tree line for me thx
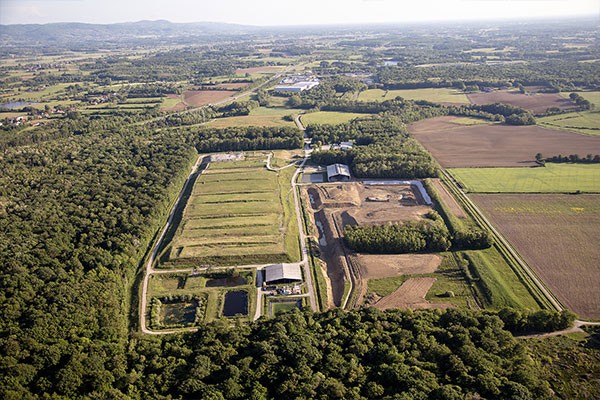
[344,211,451,253]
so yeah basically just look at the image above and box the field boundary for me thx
[440,170,563,311]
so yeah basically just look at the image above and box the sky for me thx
[0,0,598,26]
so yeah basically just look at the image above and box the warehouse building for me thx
[264,264,303,284]
[326,163,351,182]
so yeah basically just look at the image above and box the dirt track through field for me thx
[409,116,600,167]
[374,277,452,310]
[430,178,467,218]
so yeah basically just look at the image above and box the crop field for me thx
[148,270,256,323]
[207,107,300,128]
[448,164,600,193]
[167,155,299,266]
[183,90,234,107]
[161,94,186,111]
[538,111,600,136]
[467,90,575,114]
[470,194,600,319]
[300,111,365,125]
[358,88,470,104]
[409,116,600,167]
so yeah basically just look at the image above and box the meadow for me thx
[448,164,600,193]
[538,111,600,136]
[300,111,365,125]
[358,88,470,103]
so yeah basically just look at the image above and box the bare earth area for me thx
[374,278,453,310]
[409,116,600,167]
[467,90,576,114]
[303,182,434,307]
[183,90,234,107]
[471,194,600,319]
[429,178,467,218]
[356,254,442,279]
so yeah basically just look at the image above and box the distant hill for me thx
[0,20,260,50]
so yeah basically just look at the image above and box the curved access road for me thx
[139,155,205,335]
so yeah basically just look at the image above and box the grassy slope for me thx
[449,164,600,193]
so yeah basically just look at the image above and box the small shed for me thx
[326,163,351,182]
[264,264,303,284]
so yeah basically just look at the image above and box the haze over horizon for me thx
[1,0,598,26]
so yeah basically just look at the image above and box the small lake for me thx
[0,101,36,109]
[222,291,248,317]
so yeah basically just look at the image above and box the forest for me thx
[309,118,439,179]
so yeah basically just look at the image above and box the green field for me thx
[450,117,494,126]
[300,111,365,125]
[207,107,300,128]
[561,91,600,107]
[538,111,600,136]
[167,154,300,265]
[358,88,470,104]
[449,164,600,193]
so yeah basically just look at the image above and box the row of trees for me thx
[344,212,451,253]
[536,152,600,164]
[194,126,303,152]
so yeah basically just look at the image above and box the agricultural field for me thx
[409,116,600,167]
[358,88,470,104]
[160,94,186,111]
[467,90,575,114]
[166,153,299,266]
[147,269,256,326]
[300,111,366,126]
[207,106,301,128]
[538,111,600,136]
[183,89,234,107]
[562,90,600,107]
[470,194,600,319]
[448,164,600,193]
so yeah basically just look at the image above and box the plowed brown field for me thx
[409,116,600,167]
[183,90,233,107]
[471,194,600,319]
[467,90,575,114]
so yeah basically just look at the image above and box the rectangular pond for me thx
[222,291,248,317]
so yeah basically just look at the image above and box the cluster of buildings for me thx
[274,74,320,93]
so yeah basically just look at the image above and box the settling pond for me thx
[222,291,248,317]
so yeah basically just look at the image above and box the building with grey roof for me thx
[264,264,303,284]
[326,163,351,182]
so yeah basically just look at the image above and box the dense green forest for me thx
[308,118,439,179]
[128,308,564,399]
